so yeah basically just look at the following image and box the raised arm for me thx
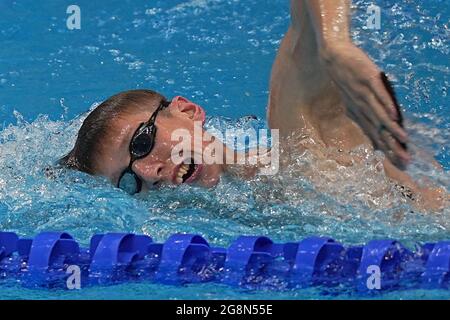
[266,0,447,210]
[303,0,351,47]
[304,0,410,168]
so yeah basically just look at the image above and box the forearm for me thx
[303,0,352,49]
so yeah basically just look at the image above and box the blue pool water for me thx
[0,0,449,299]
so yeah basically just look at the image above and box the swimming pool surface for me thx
[0,0,449,299]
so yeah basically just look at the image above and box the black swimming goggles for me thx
[117,99,171,194]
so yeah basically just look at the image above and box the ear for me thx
[171,96,206,124]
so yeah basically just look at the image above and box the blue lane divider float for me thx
[0,231,449,291]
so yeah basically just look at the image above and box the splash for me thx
[1,110,448,249]
[0,0,449,299]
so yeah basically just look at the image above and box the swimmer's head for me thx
[60,89,225,193]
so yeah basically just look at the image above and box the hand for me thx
[321,43,410,169]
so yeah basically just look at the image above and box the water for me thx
[0,0,449,299]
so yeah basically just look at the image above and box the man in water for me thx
[60,0,445,210]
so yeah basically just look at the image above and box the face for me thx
[97,96,225,192]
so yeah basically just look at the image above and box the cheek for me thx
[148,132,189,169]
[164,122,196,145]
[159,120,211,165]
[134,157,154,171]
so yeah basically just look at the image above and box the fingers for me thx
[346,106,386,151]
[342,86,408,147]
[370,72,400,122]
[379,129,411,167]
[365,73,409,144]
[346,102,409,169]
[365,93,409,144]
[328,51,410,169]
[338,75,409,145]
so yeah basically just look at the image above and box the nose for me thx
[132,160,165,185]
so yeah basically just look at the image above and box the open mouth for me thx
[175,158,199,184]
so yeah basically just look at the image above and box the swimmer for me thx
[60,0,446,210]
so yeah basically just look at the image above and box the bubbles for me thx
[1,111,447,251]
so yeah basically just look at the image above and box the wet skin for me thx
[267,0,445,210]
[95,0,446,210]
[97,96,228,191]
